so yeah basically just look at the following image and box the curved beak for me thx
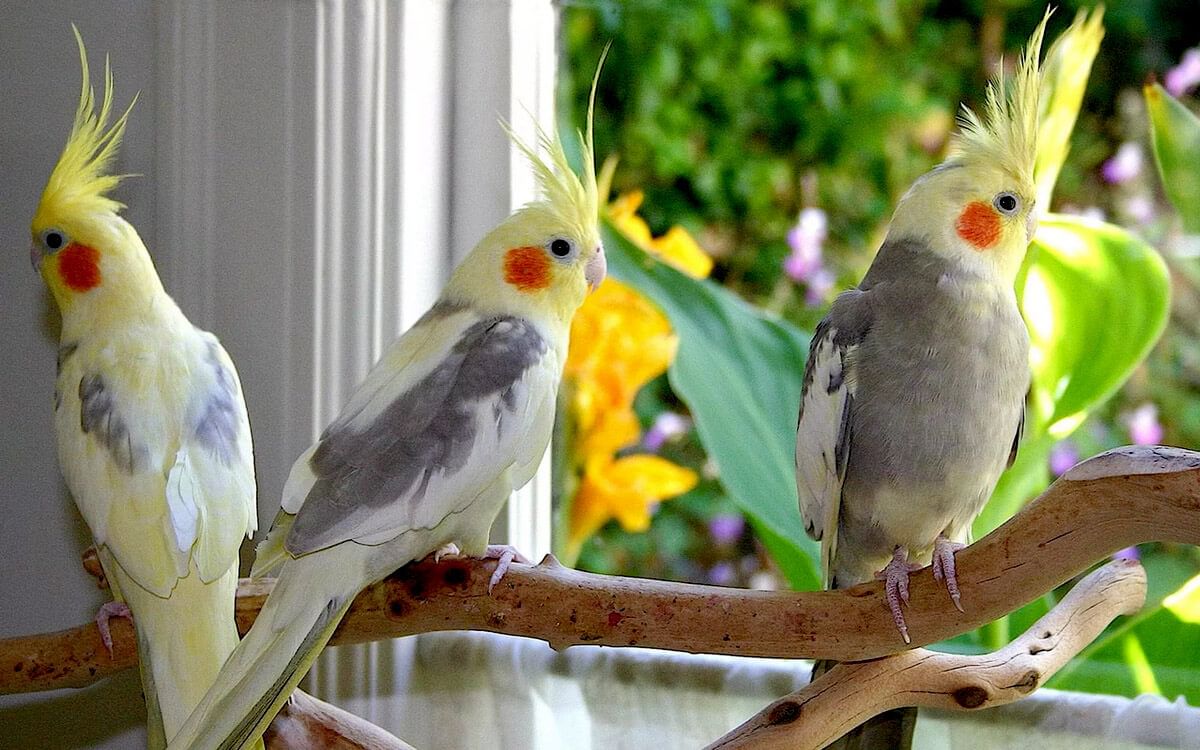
[1025,209,1039,244]
[30,242,41,272]
[585,244,607,292]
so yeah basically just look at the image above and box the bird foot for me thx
[483,544,530,593]
[874,548,922,644]
[932,536,966,612]
[95,601,132,657]
[432,543,461,563]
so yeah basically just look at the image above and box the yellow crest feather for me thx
[38,26,137,221]
[502,46,608,241]
[949,10,1051,188]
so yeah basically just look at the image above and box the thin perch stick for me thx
[2,445,1197,696]
[705,558,1147,750]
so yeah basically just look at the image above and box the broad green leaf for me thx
[974,214,1170,538]
[1021,215,1170,436]
[1145,82,1200,233]
[602,219,820,590]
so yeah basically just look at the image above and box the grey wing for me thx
[795,291,870,585]
[284,315,549,556]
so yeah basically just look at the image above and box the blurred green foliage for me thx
[560,0,1200,701]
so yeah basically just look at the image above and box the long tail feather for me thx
[101,549,241,746]
[167,554,357,750]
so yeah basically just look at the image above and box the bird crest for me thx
[949,11,1050,189]
[502,48,607,243]
[37,26,137,225]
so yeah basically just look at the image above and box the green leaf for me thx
[601,219,820,590]
[974,214,1170,538]
[1021,214,1170,437]
[1145,83,1200,233]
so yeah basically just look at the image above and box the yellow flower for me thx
[566,280,677,457]
[651,225,713,279]
[608,191,713,278]
[567,454,699,558]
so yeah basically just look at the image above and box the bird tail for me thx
[102,550,242,748]
[166,553,355,750]
[815,570,917,748]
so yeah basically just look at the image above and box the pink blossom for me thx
[1123,195,1156,224]
[1049,441,1079,476]
[804,267,836,307]
[784,207,828,283]
[1101,142,1143,184]
[708,562,737,586]
[708,514,745,545]
[1165,48,1200,97]
[1127,403,1164,446]
[642,411,691,452]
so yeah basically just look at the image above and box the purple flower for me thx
[1127,403,1164,446]
[709,513,745,545]
[708,561,736,586]
[1123,195,1156,224]
[1113,546,1140,562]
[642,411,691,452]
[1101,142,1143,185]
[804,267,836,307]
[1049,441,1079,477]
[1165,48,1200,97]
[784,208,828,283]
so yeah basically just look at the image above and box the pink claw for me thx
[932,536,966,612]
[95,601,132,657]
[875,547,921,644]
[484,544,530,593]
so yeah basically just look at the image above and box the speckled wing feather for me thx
[795,290,872,586]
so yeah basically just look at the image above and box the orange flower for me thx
[567,454,699,559]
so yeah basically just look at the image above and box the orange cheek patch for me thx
[503,246,552,292]
[955,201,1001,250]
[57,243,102,291]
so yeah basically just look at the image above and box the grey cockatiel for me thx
[795,15,1046,750]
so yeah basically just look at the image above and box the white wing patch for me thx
[795,325,855,586]
[165,447,201,553]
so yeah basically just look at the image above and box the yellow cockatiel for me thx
[30,29,257,748]
[168,67,607,750]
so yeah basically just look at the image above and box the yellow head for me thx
[888,12,1049,283]
[30,27,159,318]
[445,56,607,327]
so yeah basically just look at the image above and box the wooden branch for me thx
[3,445,1198,698]
[265,691,415,750]
[706,558,1147,750]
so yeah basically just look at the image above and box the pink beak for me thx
[585,245,606,292]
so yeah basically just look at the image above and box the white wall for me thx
[0,1,555,747]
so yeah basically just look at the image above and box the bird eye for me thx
[548,237,576,260]
[42,229,67,251]
[993,192,1020,215]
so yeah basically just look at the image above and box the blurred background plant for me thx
[555,0,1200,701]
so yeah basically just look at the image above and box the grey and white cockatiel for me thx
[795,14,1047,750]
[166,87,607,749]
